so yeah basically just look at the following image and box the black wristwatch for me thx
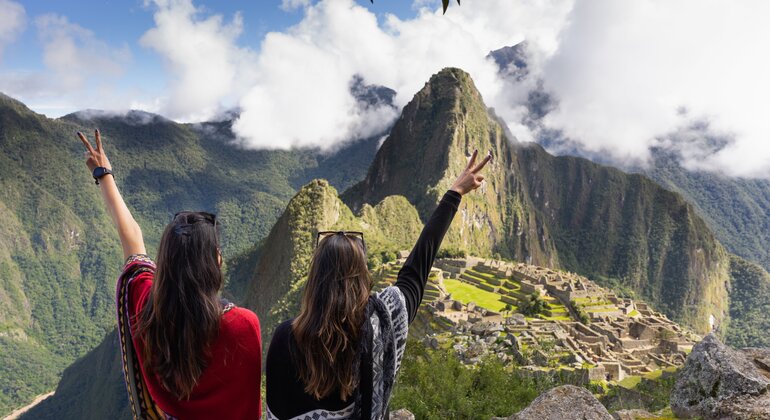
[92,167,113,185]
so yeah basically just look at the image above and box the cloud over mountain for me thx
[0,0,26,60]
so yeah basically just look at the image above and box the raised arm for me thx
[395,149,491,322]
[78,130,145,259]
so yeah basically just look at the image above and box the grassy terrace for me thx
[444,278,509,312]
[618,366,678,389]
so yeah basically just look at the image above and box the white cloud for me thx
[0,13,132,115]
[232,0,572,150]
[0,0,26,61]
[140,0,257,122]
[531,0,770,177]
[36,14,131,91]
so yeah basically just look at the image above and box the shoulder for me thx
[266,320,294,366]
[123,254,155,271]
[226,306,259,324]
[376,286,407,313]
[271,319,293,343]
[223,307,260,328]
[222,307,261,342]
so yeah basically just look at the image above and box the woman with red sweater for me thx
[78,130,262,419]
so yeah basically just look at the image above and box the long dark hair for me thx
[292,233,372,400]
[137,211,223,399]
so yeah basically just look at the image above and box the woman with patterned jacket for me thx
[265,150,491,419]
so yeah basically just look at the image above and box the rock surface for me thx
[508,385,613,420]
[671,333,770,419]
[389,408,415,420]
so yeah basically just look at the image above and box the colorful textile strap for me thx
[116,254,170,420]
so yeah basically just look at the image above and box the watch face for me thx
[93,167,109,178]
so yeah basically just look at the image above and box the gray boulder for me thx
[670,333,770,419]
[508,385,613,420]
[389,408,415,420]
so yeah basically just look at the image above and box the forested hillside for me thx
[639,149,770,272]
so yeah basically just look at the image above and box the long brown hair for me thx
[292,233,372,400]
[137,211,223,399]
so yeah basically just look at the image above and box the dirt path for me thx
[2,391,55,420]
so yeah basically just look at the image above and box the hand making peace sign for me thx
[77,129,112,173]
[450,149,492,195]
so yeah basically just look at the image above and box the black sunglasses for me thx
[315,231,366,251]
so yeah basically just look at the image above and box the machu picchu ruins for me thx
[374,255,699,384]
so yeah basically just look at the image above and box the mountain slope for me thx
[344,68,733,333]
[639,148,770,272]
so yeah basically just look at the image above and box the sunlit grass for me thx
[444,279,509,312]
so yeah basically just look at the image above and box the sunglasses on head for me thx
[173,211,217,227]
[315,231,366,251]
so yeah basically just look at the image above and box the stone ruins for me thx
[375,256,699,383]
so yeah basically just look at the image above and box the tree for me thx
[520,293,548,317]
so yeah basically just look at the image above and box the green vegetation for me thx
[519,293,548,317]
[725,255,770,347]
[390,340,552,419]
[642,148,770,273]
[443,279,508,312]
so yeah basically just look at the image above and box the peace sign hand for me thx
[450,149,492,195]
[77,129,112,173]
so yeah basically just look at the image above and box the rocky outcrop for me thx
[389,408,415,420]
[507,385,613,420]
[671,333,770,419]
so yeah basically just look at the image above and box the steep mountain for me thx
[0,93,379,415]
[343,69,559,265]
[344,68,734,333]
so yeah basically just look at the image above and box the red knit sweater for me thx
[128,269,262,419]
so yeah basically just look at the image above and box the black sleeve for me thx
[395,190,462,323]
